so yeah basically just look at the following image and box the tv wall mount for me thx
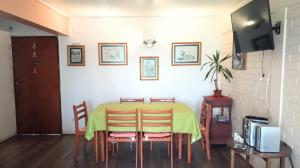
[272,21,281,35]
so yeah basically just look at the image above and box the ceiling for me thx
[40,0,245,17]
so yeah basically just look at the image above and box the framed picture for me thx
[232,43,247,70]
[98,43,128,65]
[171,42,201,66]
[67,45,85,66]
[140,56,159,80]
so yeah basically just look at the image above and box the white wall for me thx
[59,16,221,133]
[0,29,16,142]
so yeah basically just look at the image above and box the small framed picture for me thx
[67,45,85,66]
[98,43,128,65]
[140,56,159,80]
[172,42,201,66]
[232,43,247,70]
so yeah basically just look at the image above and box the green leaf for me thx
[200,62,209,70]
[204,66,215,81]
[219,54,232,63]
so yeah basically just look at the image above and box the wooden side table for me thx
[227,139,292,168]
[204,96,233,144]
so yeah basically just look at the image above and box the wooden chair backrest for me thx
[105,108,138,132]
[150,97,175,103]
[73,101,88,133]
[120,98,144,103]
[140,109,173,133]
[200,102,212,132]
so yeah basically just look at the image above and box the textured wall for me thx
[220,0,300,167]
[281,1,300,166]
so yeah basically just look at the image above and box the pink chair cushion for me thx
[144,132,171,138]
[110,132,136,137]
[79,127,86,132]
[199,124,205,131]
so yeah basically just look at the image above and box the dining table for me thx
[85,102,201,163]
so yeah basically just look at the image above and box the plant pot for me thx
[213,90,223,98]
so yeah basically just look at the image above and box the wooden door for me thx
[12,37,62,134]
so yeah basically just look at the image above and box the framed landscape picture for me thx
[98,43,128,65]
[171,42,201,66]
[140,56,159,80]
[67,45,85,66]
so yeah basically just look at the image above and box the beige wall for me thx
[0,29,16,142]
[0,0,68,35]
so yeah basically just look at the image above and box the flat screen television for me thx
[231,0,274,54]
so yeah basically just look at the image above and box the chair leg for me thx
[150,142,153,151]
[140,140,143,168]
[112,143,115,156]
[94,131,99,162]
[73,134,80,160]
[100,132,105,162]
[84,137,88,150]
[201,138,205,150]
[205,136,211,160]
[171,140,173,168]
[167,142,170,156]
[135,141,138,168]
[106,139,109,168]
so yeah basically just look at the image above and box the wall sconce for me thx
[143,39,157,48]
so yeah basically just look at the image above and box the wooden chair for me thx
[150,97,175,103]
[73,101,99,161]
[199,102,212,160]
[120,98,144,103]
[140,109,174,168]
[105,108,139,168]
[149,97,175,151]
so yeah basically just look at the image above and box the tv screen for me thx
[231,0,274,53]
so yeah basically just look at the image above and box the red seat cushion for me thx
[144,132,171,138]
[199,124,205,131]
[110,132,136,138]
[79,127,86,132]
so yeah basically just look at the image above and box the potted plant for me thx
[201,50,233,98]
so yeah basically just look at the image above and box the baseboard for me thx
[0,132,17,143]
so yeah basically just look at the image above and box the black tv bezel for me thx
[231,0,275,54]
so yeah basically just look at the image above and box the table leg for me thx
[178,133,182,159]
[266,159,271,168]
[100,131,105,161]
[187,134,191,164]
[230,149,235,168]
[94,131,98,162]
[280,157,285,168]
[246,155,250,168]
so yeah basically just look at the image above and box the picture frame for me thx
[98,43,128,65]
[171,42,201,66]
[67,45,85,66]
[140,56,159,80]
[232,43,247,70]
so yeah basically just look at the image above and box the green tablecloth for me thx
[85,102,201,143]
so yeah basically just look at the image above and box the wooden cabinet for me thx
[204,96,233,145]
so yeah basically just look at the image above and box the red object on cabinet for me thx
[203,96,233,145]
